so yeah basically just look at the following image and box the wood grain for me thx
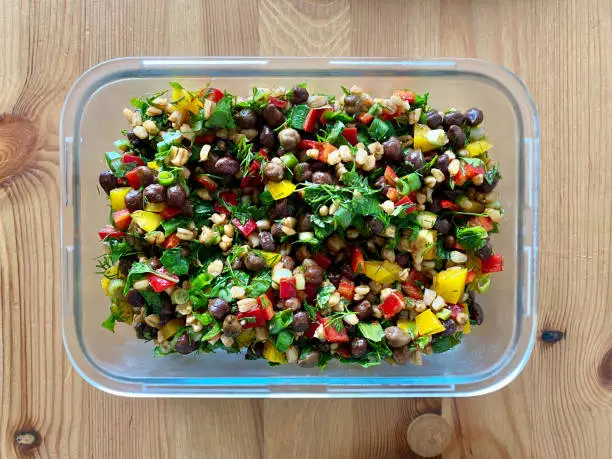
[1,0,611,458]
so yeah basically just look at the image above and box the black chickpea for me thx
[465,107,484,126]
[208,298,230,319]
[260,125,277,149]
[350,338,368,358]
[263,161,285,182]
[426,110,443,129]
[262,104,285,128]
[144,184,166,203]
[291,311,310,332]
[290,86,309,104]
[166,185,187,208]
[98,170,118,194]
[215,156,240,176]
[125,189,144,211]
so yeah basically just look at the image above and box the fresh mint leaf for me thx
[201,321,222,341]
[436,238,452,260]
[274,329,294,352]
[269,310,294,335]
[107,239,135,264]
[193,311,215,326]
[333,205,353,229]
[412,92,429,109]
[463,157,485,168]
[160,248,190,275]
[124,262,156,294]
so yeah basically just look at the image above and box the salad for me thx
[97,82,503,368]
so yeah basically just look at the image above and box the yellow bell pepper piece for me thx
[416,310,446,336]
[465,140,493,157]
[412,123,437,152]
[364,261,399,285]
[109,187,131,211]
[131,210,162,233]
[462,303,471,335]
[397,318,418,338]
[144,202,165,212]
[266,180,296,200]
[158,318,186,342]
[433,268,468,304]
[236,329,256,348]
[258,251,282,267]
[172,87,203,115]
[147,161,160,171]
[101,265,122,295]
[263,340,287,364]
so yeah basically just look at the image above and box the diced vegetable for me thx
[342,127,358,145]
[416,310,446,335]
[321,318,349,343]
[279,277,297,299]
[480,254,504,273]
[380,291,405,319]
[465,140,493,157]
[112,209,132,231]
[337,278,355,300]
[266,180,296,200]
[351,248,365,274]
[433,268,468,304]
[232,218,258,238]
[237,306,266,329]
[109,187,131,211]
[311,253,331,269]
[98,225,125,240]
[131,210,163,232]
[148,268,180,293]
[263,340,287,363]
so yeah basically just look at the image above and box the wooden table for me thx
[1,0,611,457]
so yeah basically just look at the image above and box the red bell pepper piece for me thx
[380,291,405,319]
[386,187,400,202]
[148,268,179,293]
[469,216,495,232]
[269,96,288,109]
[232,218,257,238]
[453,166,467,186]
[159,206,182,220]
[205,88,224,103]
[380,107,402,121]
[342,127,358,146]
[351,248,365,274]
[303,108,324,133]
[321,317,349,343]
[125,169,141,189]
[311,253,331,269]
[98,225,125,240]
[122,154,144,166]
[465,270,476,284]
[237,306,266,329]
[402,282,424,300]
[337,278,355,300]
[304,283,318,303]
[258,294,275,321]
[214,191,238,214]
[305,318,320,338]
[384,165,398,185]
[440,200,459,211]
[194,133,216,144]
[112,209,132,231]
[319,108,334,125]
[481,254,504,273]
[395,195,417,214]
[356,112,374,125]
[161,233,181,249]
[336,346,351,358]
[195,174,218,191]
[450,304,464,319]
[393,90,415,103]
[298,139,320,151]
[240,161,262,188]
[279,277,297,299]
[464,163,485,180]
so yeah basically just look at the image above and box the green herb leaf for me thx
[160,248,190,275]
[436,238,452,260]
[288,104,310,130]
[161,217,192,236]
[192,311,215,326]
[124,262,156,294]
[357,321,384,342]
[246,270,272,297]
[340,85,350,96]
[412,92,429,109]
[205,94,235,129]
[303,301,317,321]
[367,118,393,141]
[316,284,336,310]
[106,239,135,264]
[485,163,499,185]
[269,310,294,335]
[432,332,463,354]
[274,329,294,352]
[456,226,488,251]
[333,205,353,229]
[140,290,163,315]
[201,321,222,341]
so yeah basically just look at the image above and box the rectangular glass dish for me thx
[60,57,539,397]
